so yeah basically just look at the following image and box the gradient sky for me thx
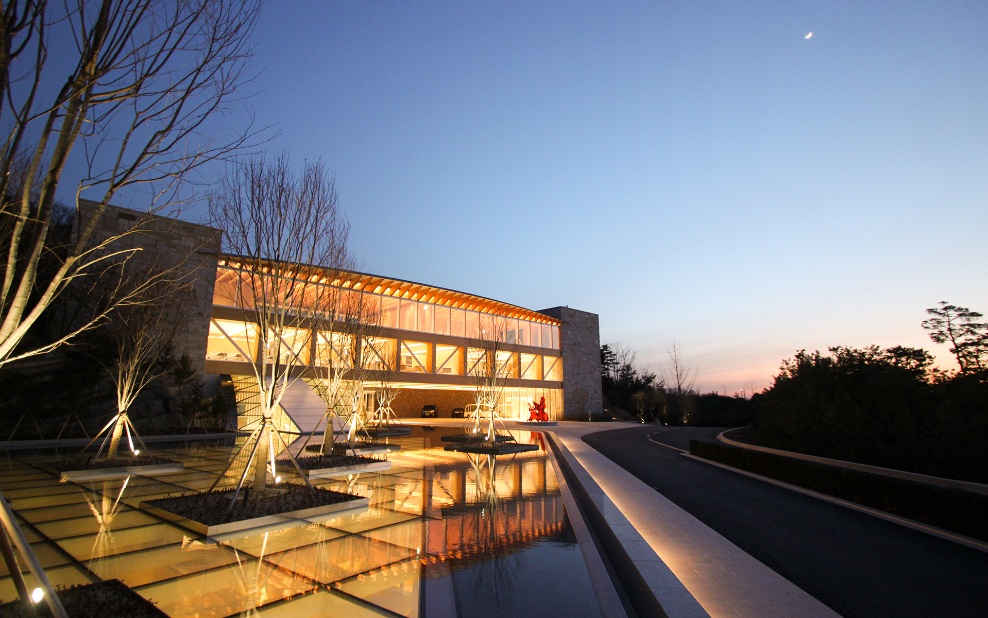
[82,2,988,393]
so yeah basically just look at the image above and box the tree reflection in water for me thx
[464,453,523,608]
[85,477,130,566]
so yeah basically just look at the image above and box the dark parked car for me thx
[450,407,464,418]
[420,405,438,418]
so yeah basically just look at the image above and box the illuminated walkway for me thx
[1,419,842,617]
[0,427,600,617]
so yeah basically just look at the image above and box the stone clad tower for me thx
[539,306,603,420]
[74,200,221,373]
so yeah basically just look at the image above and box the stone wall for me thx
[75,200,221,373]
[539,306,602,420]
[391,388,475,419]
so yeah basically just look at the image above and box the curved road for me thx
[583,425,988,618]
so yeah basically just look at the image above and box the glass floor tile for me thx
[0,425,605,616]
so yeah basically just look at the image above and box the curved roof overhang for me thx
[217,254,560,325]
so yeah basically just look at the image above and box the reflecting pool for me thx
[0,427,603,616]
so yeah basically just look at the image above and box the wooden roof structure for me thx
[217,255,560,325]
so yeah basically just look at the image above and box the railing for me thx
[0,490,68,617]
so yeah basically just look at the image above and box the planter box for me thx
[363,426,413,438]
[141,495,369,541]
[444,443,539,455]
[0,579,167,617]
[332,442,400,456]
[440,433,514,443]
[308,460,392,480]
[60,462,184,482]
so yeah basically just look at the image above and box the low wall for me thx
[690,439,988,543]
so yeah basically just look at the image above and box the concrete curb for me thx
[546,431,707,618]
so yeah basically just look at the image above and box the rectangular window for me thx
[214,267,258,310]
[504,318,519,344]
[516,321,530,346]
[315,332,356,368]
[519,353,541,380]
[434,306,451,336]
[363,337,397,371]
[528,322,541,347]
[325,289,353,320]
[400,340,431,373]
[467,347,485,375]
[399,300,417,331]
[206,319,257,362]
[381,296,399,328]
[271,327,310,366]
[544,355,563,381]
[354,291,380,323]
[212,268,240,307]
[466,312,481,339]
[450,308,466,337]
[550,325,560,349]
[417,303,434,334]
[497,350,517,378]
[541,324,553,349]
[435,344,462,375]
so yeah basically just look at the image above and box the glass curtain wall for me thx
[214,265,560,349]
[500,388,563,420]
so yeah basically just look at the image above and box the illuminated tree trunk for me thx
[0,0,258,370]
[254,419,271,490]
[107,413,126,460]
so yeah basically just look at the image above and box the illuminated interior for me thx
[206,261,565,423]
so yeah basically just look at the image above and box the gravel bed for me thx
[144,483,360,525]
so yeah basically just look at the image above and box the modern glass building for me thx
[77,202,603,431]
[204,258,602,430]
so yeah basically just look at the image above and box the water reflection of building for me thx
[3,433,588,615]
[395,446,570,575]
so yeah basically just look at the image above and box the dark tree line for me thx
[600,343,752,426]
[752,301,988,482]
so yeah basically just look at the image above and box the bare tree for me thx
[367,336,402,429]
[0,0,259,370]
[666,341,697,395]
[341,307,387,443]
[209,155,351,493]
[303,291,382,453]
[631,387,662,424]
[306,321,357,453]
[666,341,697,425]
[467,314,517,443]
[84,242,197,461]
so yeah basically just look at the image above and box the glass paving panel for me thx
[0,427,602,616]
[0,564,92,603]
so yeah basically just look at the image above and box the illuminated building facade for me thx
[77,202,602,428]
[204,259,602,427]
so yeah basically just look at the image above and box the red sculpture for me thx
[528,396,549,422]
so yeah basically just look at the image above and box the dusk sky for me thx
[93,2,988,393]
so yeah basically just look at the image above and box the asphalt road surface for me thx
[583,425,988,618]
